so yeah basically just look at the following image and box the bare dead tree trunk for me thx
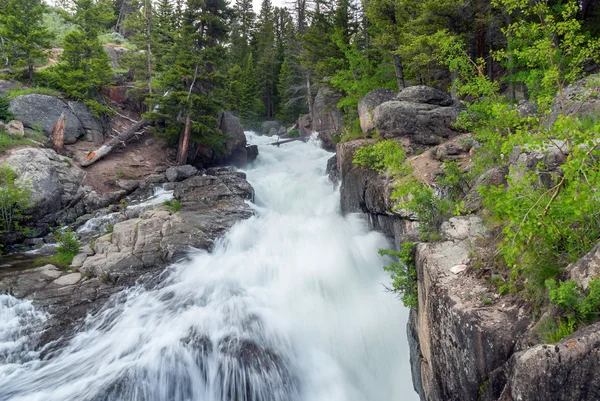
[393,54,406,91]
[145,0,153,94]
[47,113,66,152]
[177,115,192,165]
[306,71,313,119]
[81,119,149,167]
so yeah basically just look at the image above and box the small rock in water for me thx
[450,264,468,274]
[0,264,13,269]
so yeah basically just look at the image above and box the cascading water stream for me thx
[0,132,417,401]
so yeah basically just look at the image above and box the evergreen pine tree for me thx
[0,0,53,80]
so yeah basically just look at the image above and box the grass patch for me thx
[5,87,62,100]
[0,129,47,154]
[35,251,77,270]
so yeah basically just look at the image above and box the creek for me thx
[0,132,416,401]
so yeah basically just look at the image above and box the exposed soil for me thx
[68,112,174,193]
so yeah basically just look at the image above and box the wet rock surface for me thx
[0,169,255,349]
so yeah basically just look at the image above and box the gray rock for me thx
[508,142,567,188]
[53,273,82,286]
[246,145,259,163]
[372,100,461,147]
[546,73,600,127]
[5,148,86,223]
[8,94,108,144]
[0,79,17,95]
[358,89,397,135]
[326,155,339,183]
[71,253,88,269]
[396,85,454,106]
[6,120,24,136]
[103,45,128,69]
[410,217,531,401]
[68,101,108,143]
[195,112,249,167]
[567,240,600,290]
[500,322,600,401]
[165,165,198,182]
[146,173,167,184]
[116,179,139,191]
[312,87,343,136]
[463,166,508,212]
[516,100,538,117]
[260,120,282,135]
[80,171,254,278]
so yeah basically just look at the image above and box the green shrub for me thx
[164,200,180,213]
[546,278,600,327]
[0,96,14,121]
[55,228,80,255]
[4,87,62,100]
[0,164,33,234]
[537,316,575,343]
[379,242,418,309]
[287,129,300,138]
[353,140,410,176]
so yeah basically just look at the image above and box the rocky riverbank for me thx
[334,82,600,400]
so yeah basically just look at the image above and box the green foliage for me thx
[437,160,472,201]
[0,127,45,154]
[0,0,54,80]
[0,164,32,234]
[164,199,180,213]
[55,228,81,255]
[379,242,418,309]
[392,177,453,239]
[0,96,13,121]
[546,278,600,328]
[286,129,300,138]
[538,318,575,344]
[4,87,62,100]
[353,140,409,176]
[480,116,600,296]
[34,252,77,270]
[493,0,600,110]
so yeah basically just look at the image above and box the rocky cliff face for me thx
[337,83,600,401]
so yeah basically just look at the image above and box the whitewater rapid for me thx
[0,132,416,401]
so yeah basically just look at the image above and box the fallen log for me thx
[269,137,309,146]
[81,119,150,167]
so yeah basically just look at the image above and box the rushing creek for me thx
[0,132,416,401]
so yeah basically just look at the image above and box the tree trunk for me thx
[47,113,66,152]
[145,0,153,94]
[177,115,192,165]
[81,119,149,167]
[306,71,313,119]
[393,54,406,91]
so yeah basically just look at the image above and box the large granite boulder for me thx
[195,111,257,167]
[371,86,461,150]
[260,120,283,135]
[545,73,600,127]
[103,45,128,69]
[508,141,567,189]
[396,85,454,106]
[312,87,343,151]
[358,89,397,135]
[8,94,109,144]
[5,148,86,223]
[373,100,461,148]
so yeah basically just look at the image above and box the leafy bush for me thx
[546,278,600,328]
[353,140,409,176]
[55,228,81,255]
[380,242,418,309]
[4,87,63,100]
[0,96,14,121]
[0,164,32,234]
[287,129,300,138]
[164,200,180,213]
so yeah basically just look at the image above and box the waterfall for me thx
[0,132,416,401]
